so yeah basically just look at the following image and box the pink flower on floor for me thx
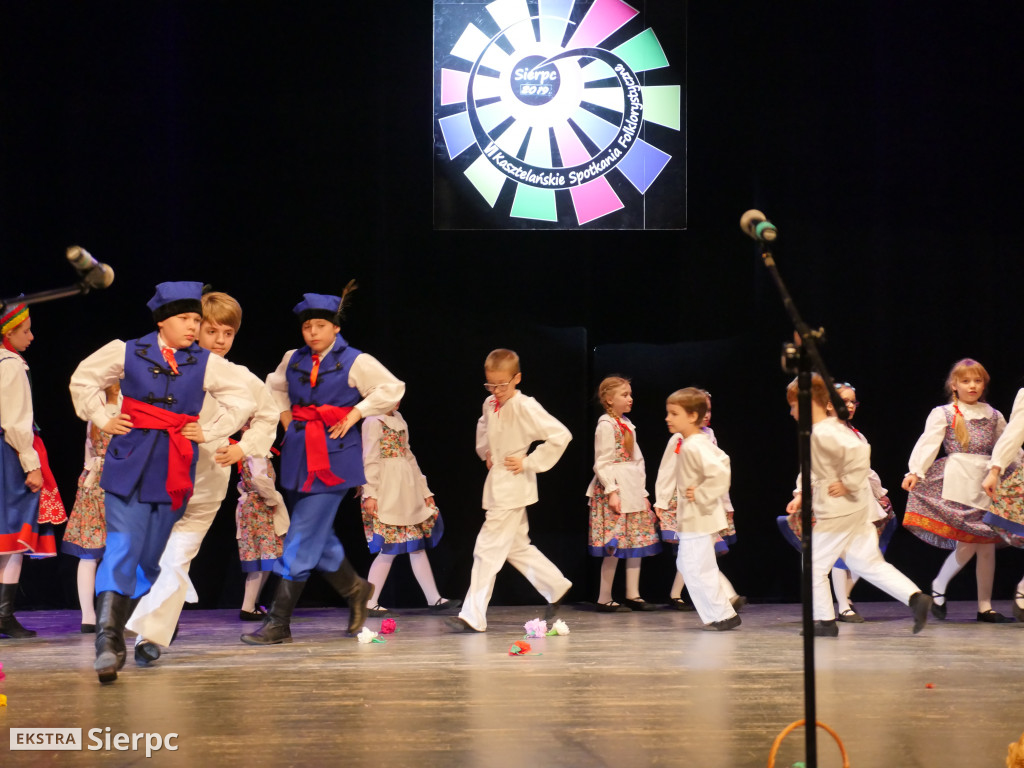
[523,618,548,638]
[380,618,397,635]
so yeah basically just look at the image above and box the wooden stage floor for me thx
[1,601,1022,767]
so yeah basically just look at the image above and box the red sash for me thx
[121,396,200,510]
[290,404,350,492]
[32,435,67,524]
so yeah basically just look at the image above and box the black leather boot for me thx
[240,579,305,645]
[320,559,374,635]
[94,591,132,683]
[0,582,36,639]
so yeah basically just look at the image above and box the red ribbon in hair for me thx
[290,404,351,492]
[120,396,200,511]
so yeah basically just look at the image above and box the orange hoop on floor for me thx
[766,719,850,768]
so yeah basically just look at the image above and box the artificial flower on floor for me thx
[380,618,397,635]
[523,618,547,638]
[546,619,570,636]
[0,694,6,707]
[357,627,385,644]
[508,640,532,656]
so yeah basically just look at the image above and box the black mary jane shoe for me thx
[428,598,462,614]
[239,606,267,621]
[596,600,631,613]
[977,609,1014,623]
[81,623,96,633]
[621,597,659,612]
[837,608,865,624]
[668,597,696,612]
[930,591,947,620]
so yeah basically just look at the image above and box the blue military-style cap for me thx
[293,293,343,324]
[147,281,204,322]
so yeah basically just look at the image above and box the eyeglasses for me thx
[842,398,860,408]
[483,380,516,392]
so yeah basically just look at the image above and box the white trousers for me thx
[676,533,736,624]
[125,498,221,646]
[458,507,571,631]
[812,519,920,621]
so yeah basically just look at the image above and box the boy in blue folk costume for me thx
[70,281,255,683]
[242,286,405,646]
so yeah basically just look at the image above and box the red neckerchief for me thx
[120,396,200,510]
[1,336,17,354]
[615,417,632,436]
[161,347,180,375]
[674,437,683,454]
[491,397,500,413]
[290,404,351,491]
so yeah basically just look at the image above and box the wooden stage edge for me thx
[2,601,1023,767]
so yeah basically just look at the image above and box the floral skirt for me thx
[362,498,444,555]
[983,463,1024,548]
[588,482,661,558]
[237,469,285,573]
[1,442,58,557]
[62,467,108,559]
[779,498,897,569]
[656,494,734,554]
[903,456,1000,549]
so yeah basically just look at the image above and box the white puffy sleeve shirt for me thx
[907,402,1005,478]
[585,415,648,513]
[804,417,871,523]
[0,349,39,472]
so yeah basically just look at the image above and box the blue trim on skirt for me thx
[60,540,105,560]
[368,514,445,556]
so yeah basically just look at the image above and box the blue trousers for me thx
[274,490,346,582]
[96,490,183,598]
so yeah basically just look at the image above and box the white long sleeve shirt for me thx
[475,392,571,510]
[585,414,648,513]
[653,433,683,510]
[676,432,730,535]
[0,349,39,472]
[265,343,404,420]
[989,389,1024,472]
[69,338,254,444]
[907,401,1005,478]
[798,416,871,524]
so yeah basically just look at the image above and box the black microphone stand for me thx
[758,239,849,768]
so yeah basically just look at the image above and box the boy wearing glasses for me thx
[446,348,572,632]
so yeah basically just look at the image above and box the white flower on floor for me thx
[547,619,570,636]
[357,627,380,644]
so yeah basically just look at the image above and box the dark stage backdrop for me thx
[3,2,1024,611]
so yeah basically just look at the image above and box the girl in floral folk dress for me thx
[902,359,1013,622]
[360,404,459,617]
[62,383,120,632]
[236,453,288,620]
[587,376,661,612]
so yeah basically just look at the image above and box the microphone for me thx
[740,209,778,242]
[66,246,115,290]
